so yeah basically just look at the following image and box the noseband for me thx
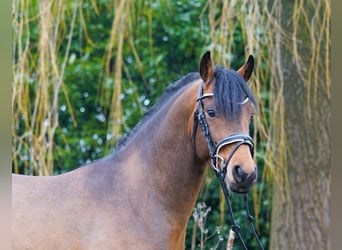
[194,81,254,173]
[193,81,264,250]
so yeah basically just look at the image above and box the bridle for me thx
[194,81,254,173]
[193,81,264,250]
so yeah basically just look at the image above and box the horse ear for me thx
[237,55,254,82]
[199,51,214,83]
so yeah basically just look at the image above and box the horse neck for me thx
[117,79,207,223]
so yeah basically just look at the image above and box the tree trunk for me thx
[269,1,330,249]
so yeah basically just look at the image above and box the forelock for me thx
[213,67,257,120]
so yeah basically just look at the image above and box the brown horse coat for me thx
[12,53,257,249]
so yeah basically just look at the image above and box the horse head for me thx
[193,51,257,193]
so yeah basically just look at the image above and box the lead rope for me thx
[244,193,264,250]
[214,168,264,250]
[215,170,248,249]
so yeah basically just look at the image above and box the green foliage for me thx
[49,0,213,172]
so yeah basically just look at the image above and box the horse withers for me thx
[12,52,258,249]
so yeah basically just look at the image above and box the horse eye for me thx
[207,109,216,118]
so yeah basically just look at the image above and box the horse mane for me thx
[115,72,200,150]
[114,66,257,151]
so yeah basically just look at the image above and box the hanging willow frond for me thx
[12,0,79,175]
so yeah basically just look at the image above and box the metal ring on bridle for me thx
[194,81,254,172]
[213,133,254,172]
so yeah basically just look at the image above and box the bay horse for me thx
[12,52,258,249]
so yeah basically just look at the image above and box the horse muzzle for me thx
[226,165,257,193]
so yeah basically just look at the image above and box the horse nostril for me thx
[232,165,248,183]
[249,169,257,184]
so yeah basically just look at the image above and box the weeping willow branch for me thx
[102,0,128,149]
[12,0,79,175]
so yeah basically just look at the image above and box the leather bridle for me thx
[194,81,254,173]
[193,81,264,250]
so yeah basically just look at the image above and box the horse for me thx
[12,51,258,249]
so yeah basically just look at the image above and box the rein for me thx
[194,81,264,250]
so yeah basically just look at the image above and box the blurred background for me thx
[12,0,330,249]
